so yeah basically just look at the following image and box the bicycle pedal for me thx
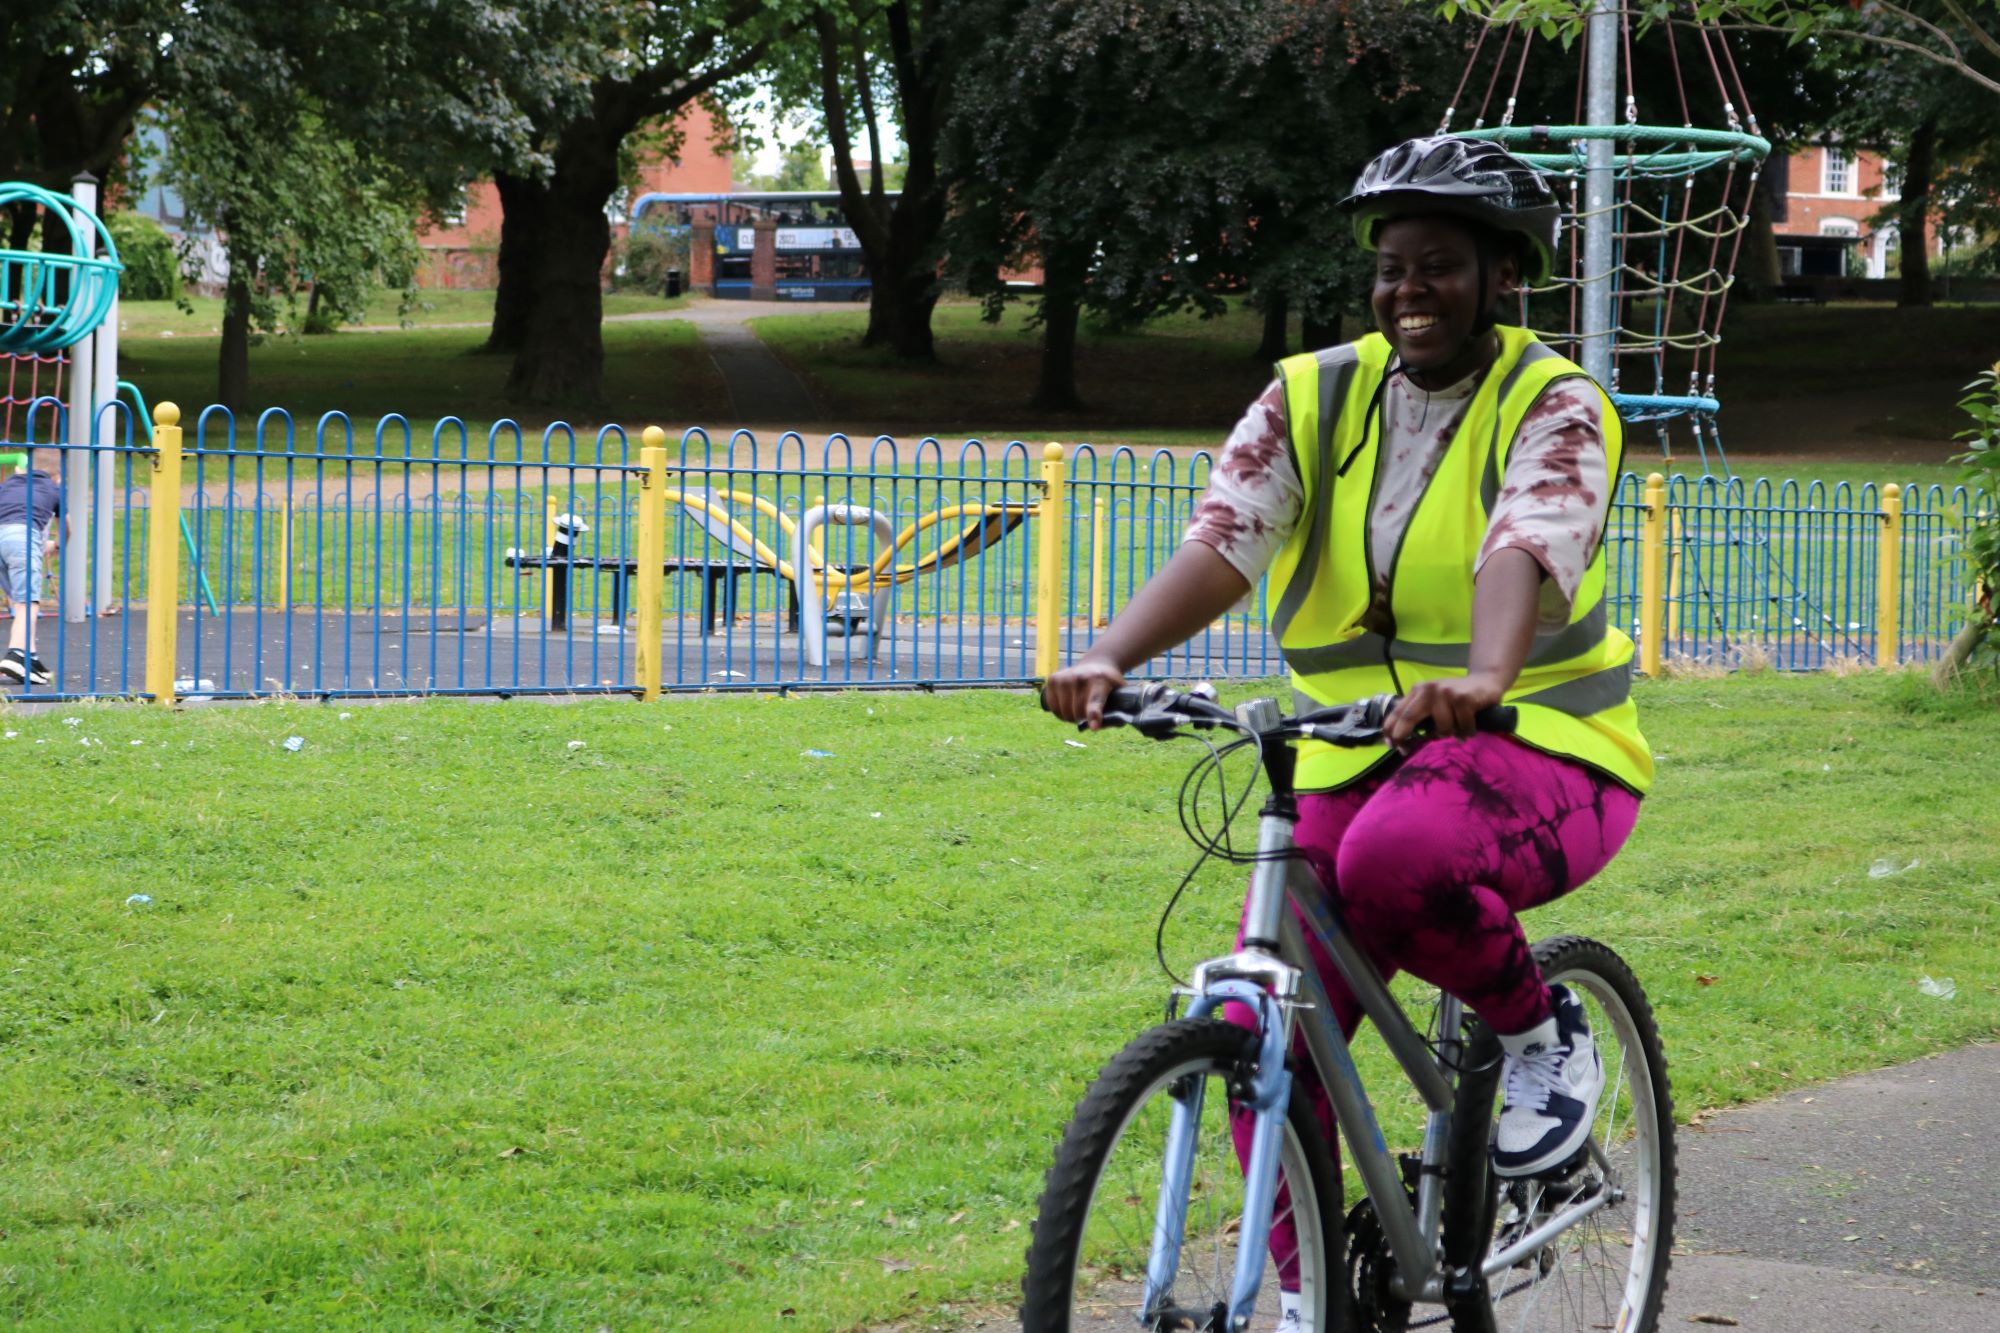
[1526,1145,1589,1183]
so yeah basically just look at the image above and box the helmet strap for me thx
[1469,248,1500,338]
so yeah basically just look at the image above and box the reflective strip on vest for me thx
[1266,327,1652,794]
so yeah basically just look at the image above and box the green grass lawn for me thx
[755,298,2000,472]
[1,673,1995,1330]
[753,301,1278,441]
[117,290,683,339]
[87,294,1998,497]
[116,313,733,454]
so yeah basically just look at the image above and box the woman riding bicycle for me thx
[1042,135,1652,1330]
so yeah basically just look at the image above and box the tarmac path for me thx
[869,1044,1999,1332]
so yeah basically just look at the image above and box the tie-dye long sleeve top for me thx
[1183,369,1611,632]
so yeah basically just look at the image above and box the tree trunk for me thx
[1301,311,1339,352]
[1032,248,1086,411]
[1254,292,1289,360]
[1931,617,1991,688]
[1897,115,1938,309]
[218,267,253,413]
[817,2,944,363]
[505,135,615,413]
[1738,177,1782,302]
[484,172,543,355]
[873,206,941,359]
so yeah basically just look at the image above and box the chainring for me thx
[1344,1197,1413,1333]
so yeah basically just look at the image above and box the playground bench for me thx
[502,551,801,635]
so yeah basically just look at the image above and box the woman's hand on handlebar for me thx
[1384,672,1507,747]
[1042,656,1126,730]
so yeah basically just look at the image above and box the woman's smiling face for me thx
[1369,216,1518,380]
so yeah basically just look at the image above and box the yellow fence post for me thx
[1090,497,1109,628]
[1877,483,1903,667]
[278,495,292,611]
[635,429,669,701]
[144,403,184,706]
[1035,442,1068,678]
[542,493,558,629]
[1638,472,1667,678]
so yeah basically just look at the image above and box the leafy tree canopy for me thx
[1443,0,2000,99]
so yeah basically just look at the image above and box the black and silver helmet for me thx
[1344,136,1560,284]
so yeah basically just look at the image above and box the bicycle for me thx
[1020,683,1675,1333]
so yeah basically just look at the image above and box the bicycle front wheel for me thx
[1442,935,1677,1333]
[1021,1018,1345,1333]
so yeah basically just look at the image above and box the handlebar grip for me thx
[1473,705,1518,735]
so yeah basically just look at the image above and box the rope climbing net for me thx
[1440,4,1770,472]
[1,348,65,449]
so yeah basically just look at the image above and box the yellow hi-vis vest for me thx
[1269,326,1651,794]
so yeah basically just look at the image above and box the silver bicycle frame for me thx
[1156,707,1479,1326]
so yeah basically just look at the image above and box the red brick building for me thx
[416,103,734,289]
[1770,144,1937,280]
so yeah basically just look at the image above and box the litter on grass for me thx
[125,894,152,906]
[1918,976,1957,1000]
[282,736,305,752]
[1869,857,1920,879]
[805,749,835,758]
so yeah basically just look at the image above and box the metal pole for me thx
[1034,443,1068,678]
[145,403,183,705]
[65,173,99,624]
[1581,0,1618,389]
[1639,473,1666,676]
[94,245,118,615]
[635,429,669,700]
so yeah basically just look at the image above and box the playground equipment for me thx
[1436,1,1890,666]
[0,175,126,621]
[1441,0,1770,474]
[494,482,1036,660]
[792,504,896,666]
[0,181,121,355]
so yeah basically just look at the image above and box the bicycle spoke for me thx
[1464,944,1672,1333]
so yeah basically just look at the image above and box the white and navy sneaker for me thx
[1270,1305,1303,1332]
[1492,984,1603,1178]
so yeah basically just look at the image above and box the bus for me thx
[630,190,895,303]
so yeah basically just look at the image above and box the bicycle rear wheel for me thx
[1441,936,1676,1333]
[1021,1018,1346,1333]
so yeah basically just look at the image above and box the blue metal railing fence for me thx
[2,406,1991,700]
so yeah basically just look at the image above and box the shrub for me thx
[104,211,181,301]
[611,221,691,294]
[1936,362,2000,685]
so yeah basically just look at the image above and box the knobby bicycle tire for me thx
[1441,935,1677,1333]
[1021,1018,1349,1332]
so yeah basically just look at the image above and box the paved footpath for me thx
[1659,1041,1998,1331]
[874,1044,2000,1332]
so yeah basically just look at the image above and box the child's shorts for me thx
[0,524,44,603]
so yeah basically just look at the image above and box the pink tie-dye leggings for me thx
[1224,732,1640,1290]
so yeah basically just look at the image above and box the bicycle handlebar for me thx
[1076,682,1516,747]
